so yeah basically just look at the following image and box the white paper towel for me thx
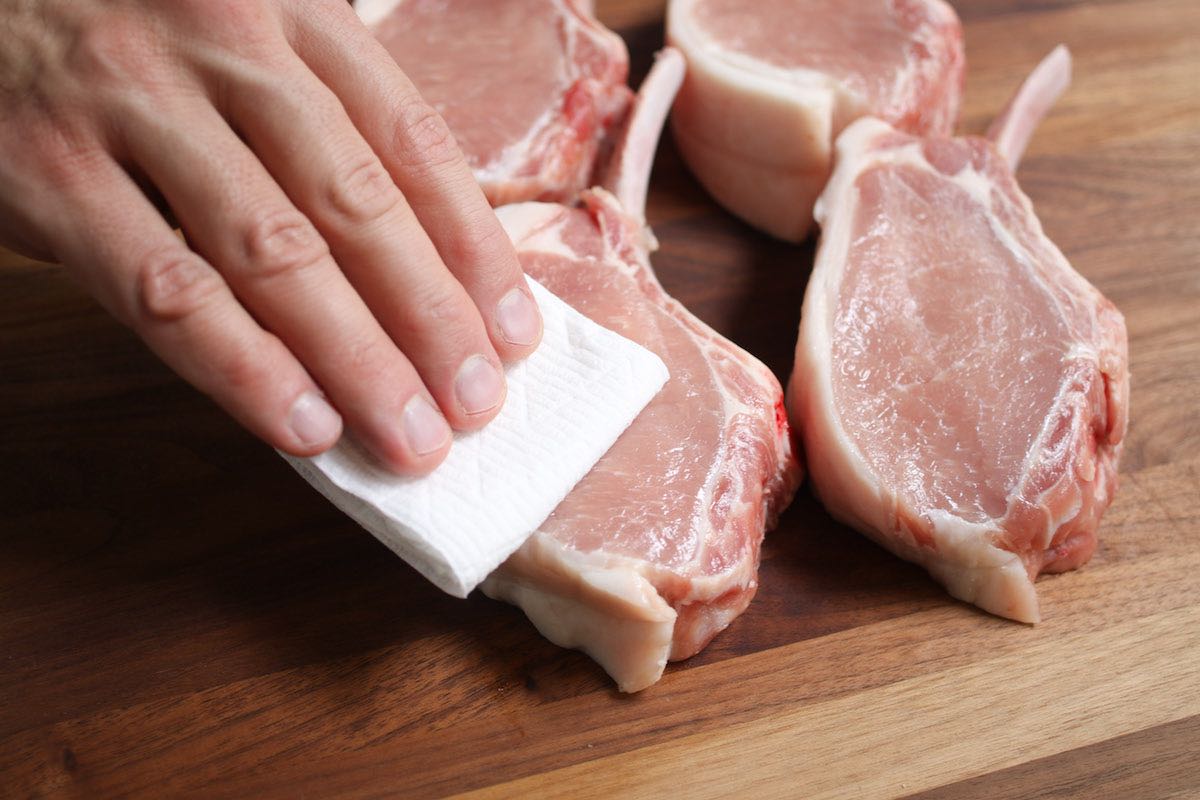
[282,279,669,597]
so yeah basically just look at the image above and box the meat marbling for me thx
[790,48,1129,623]
[667,0,965,241]
[357,0,632,205]
[482,50,802,692]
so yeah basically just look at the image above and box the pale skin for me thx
[0,0,544,474]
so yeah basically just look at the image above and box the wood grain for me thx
[460,608,1200,799]
[903,716,1200,800]
[1,0,1198,797]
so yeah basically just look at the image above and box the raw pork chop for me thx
[667,0,964,241]
[482,50,802,692]
[357,0,632,205]
[789,48,1129,623]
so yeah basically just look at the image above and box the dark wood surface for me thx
[2,0,1198,797]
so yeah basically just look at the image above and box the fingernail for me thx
[403,395,451,456]
[455,355,504,416]
[496,287,541,347]
[289,391,342,447]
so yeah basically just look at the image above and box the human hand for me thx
[0,0,543,474]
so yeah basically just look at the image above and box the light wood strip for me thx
[460,606,1200,799]
[903,715,1200,800]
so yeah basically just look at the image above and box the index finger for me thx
[285,2,544,361]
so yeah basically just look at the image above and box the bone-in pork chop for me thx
[790,48,1129,622]
[667,0,964,241]
[358,0,632,205]
[482,51,802,692]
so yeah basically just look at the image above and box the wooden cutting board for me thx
[1,0,1197,797]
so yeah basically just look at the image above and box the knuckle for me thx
[69,15,159,86]
[137,250,225,323]
[344,335,398,386]
[217,339,271,394]
[32,140,102,191]
[185,0,272,40]
[420,287,471,326]
[443,214,515,276]
[325,157,402,228]
[240,209,330,281]
[17,116,108,191]
[391,93,461,172]
[396,284,480,347]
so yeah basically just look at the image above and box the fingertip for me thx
[361,394,452,476]
[402,393,452,459]
[283,390,344,455]
[493,285,543,359]
[442,353,506,431]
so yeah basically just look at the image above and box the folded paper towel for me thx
[282,279,669,597]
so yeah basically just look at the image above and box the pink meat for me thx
[790,49,1128,622]
[361,0,632,205]
[488,194,799,690]
[482,52,801,691]
[667,0,964,241]
[691,0,962,134]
